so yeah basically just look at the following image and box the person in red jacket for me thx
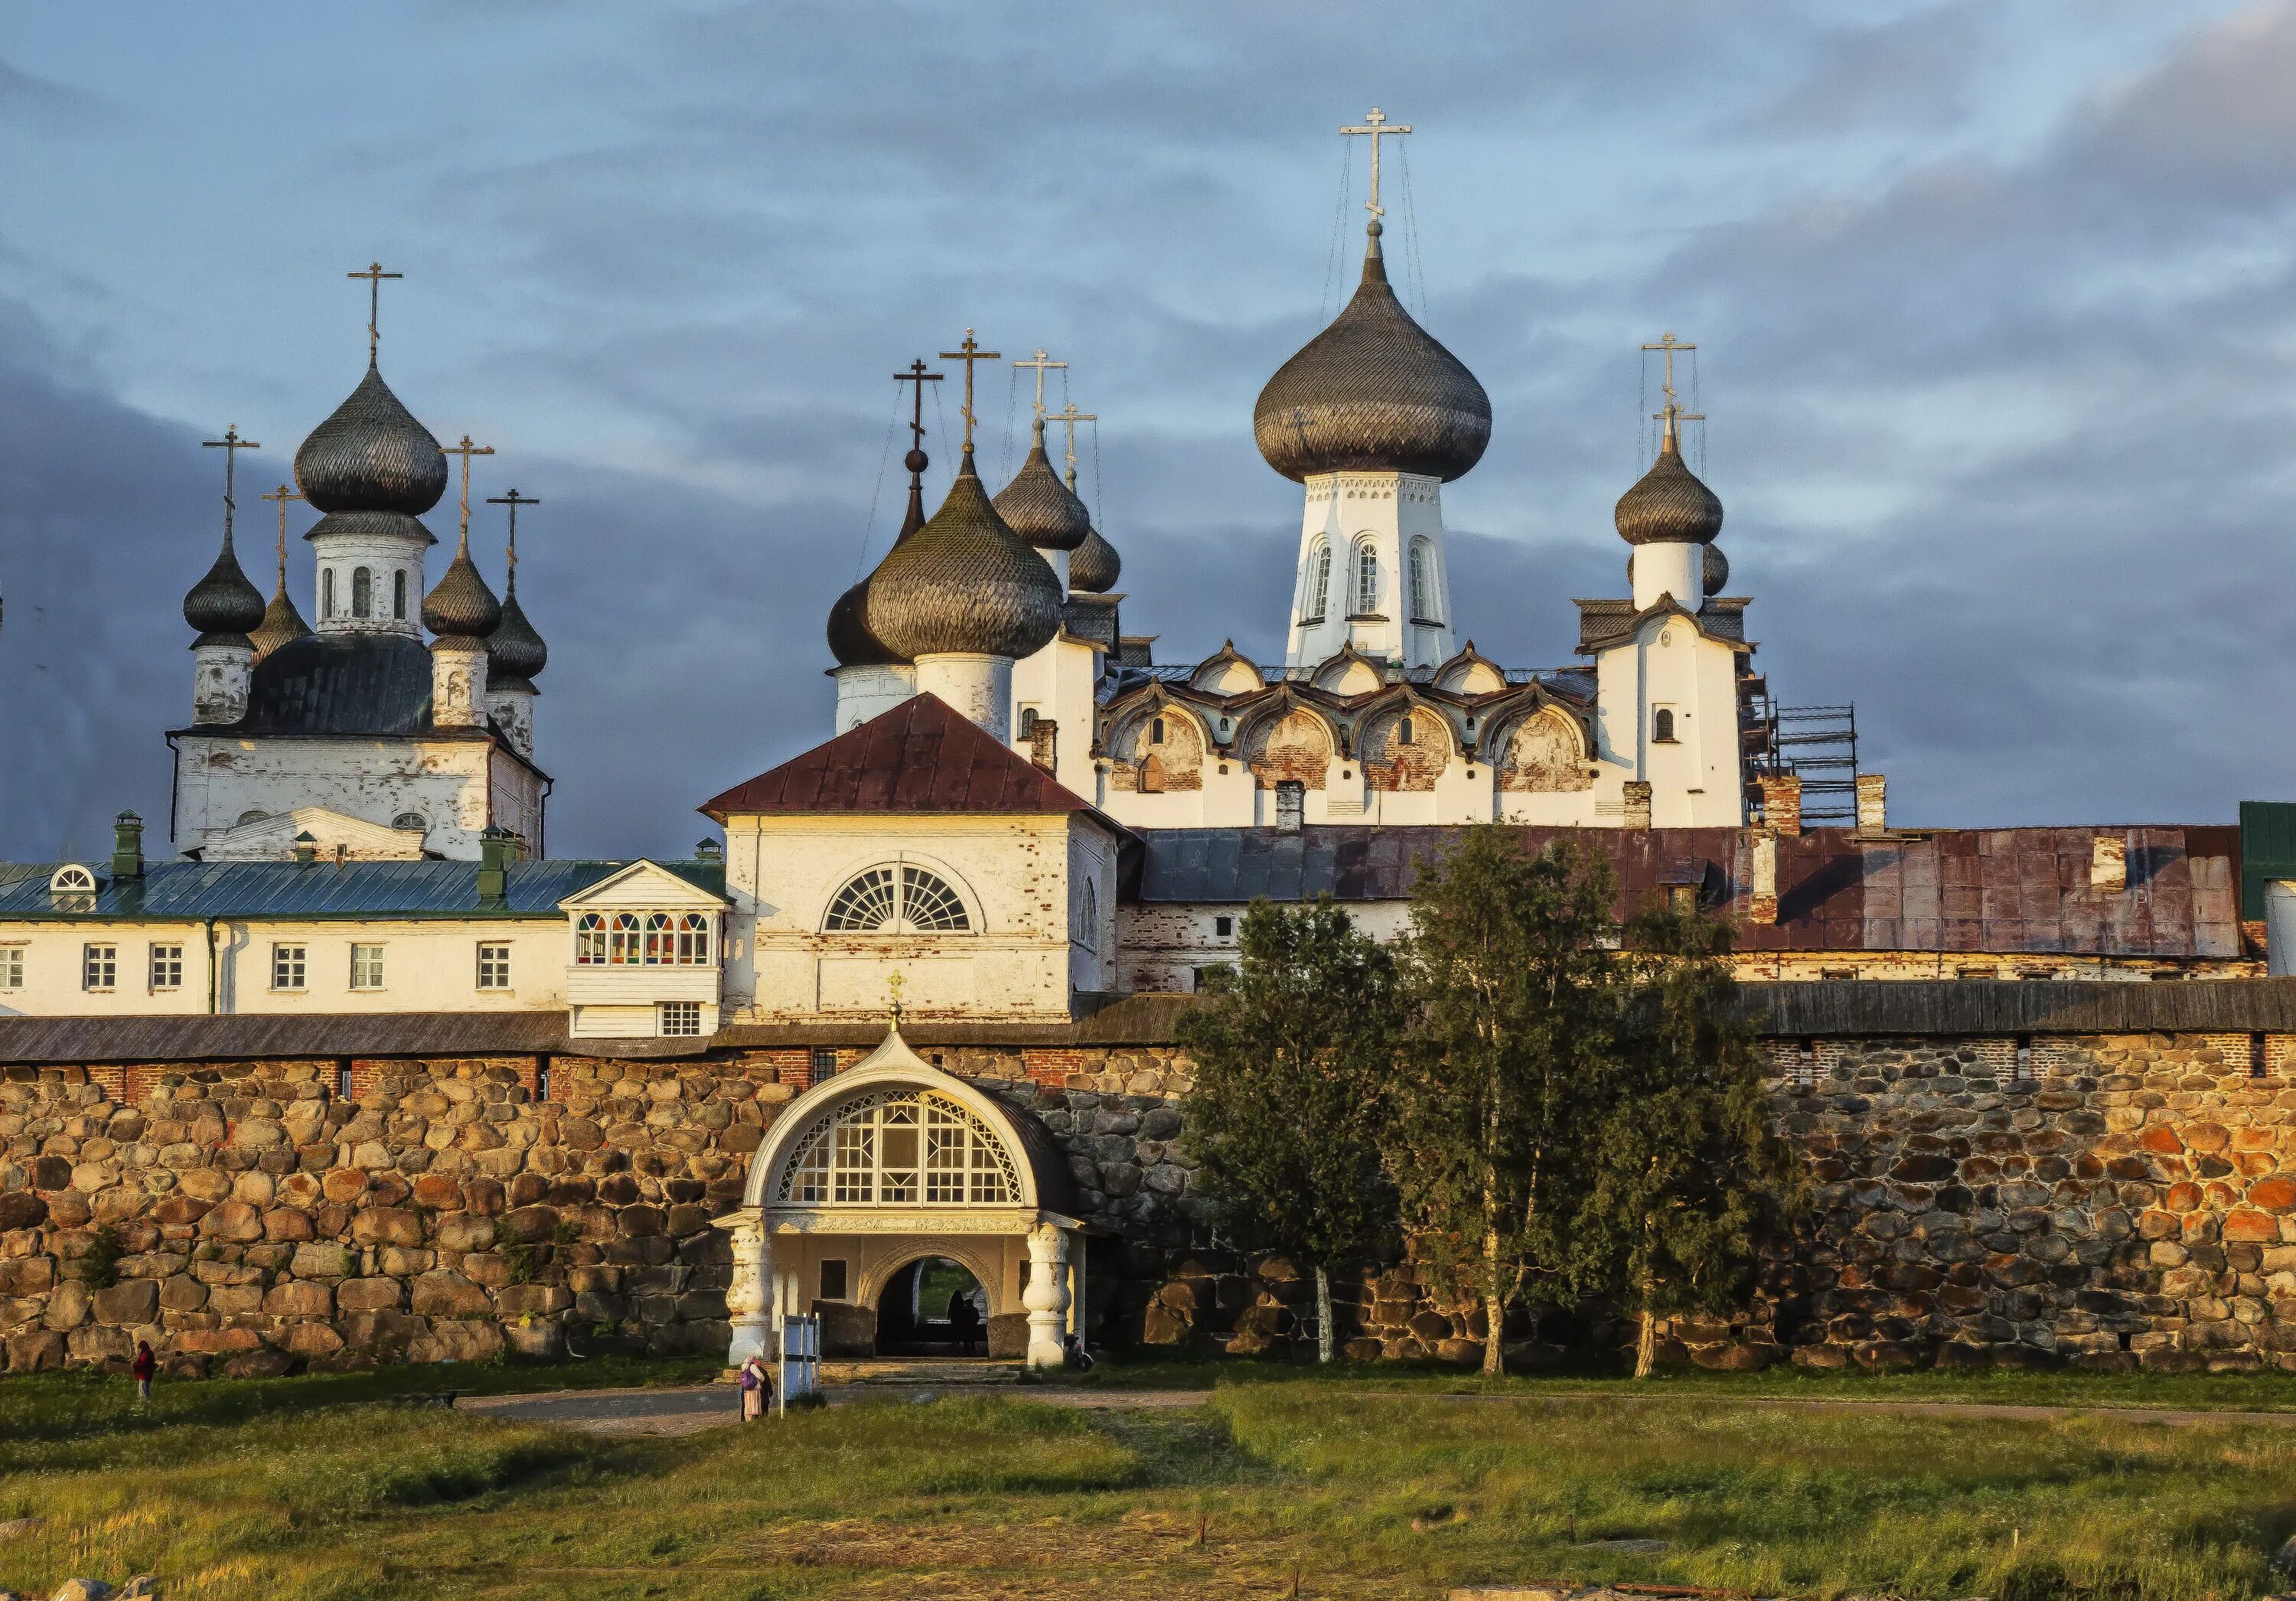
[131,1341,155,1404]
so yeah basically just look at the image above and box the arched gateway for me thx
[718,1026,1085,1369]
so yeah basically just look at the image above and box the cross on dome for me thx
[201,426,261,541]
[1640,331,1705,447]
[938,329,1002,452]
[1012,349,1066,419]
[443,435,496,549]
[1340,106,1412,220]
[259,484,302,582]
[347,262,403,364]
[486,487,540,573]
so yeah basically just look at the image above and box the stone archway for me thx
[716,1025,1086,1370]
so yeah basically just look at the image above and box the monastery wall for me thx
[11,1015,2296,1375]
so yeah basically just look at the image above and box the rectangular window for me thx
[1214,915,1234,939]
[1794,1039,1818,1090]
[271,944,307,991]
[660,1001,703,1037]
[83,943,118,992]
[350,944,386,991]
[2014,1038,2035,1082]
[811,1046,839,1079]
[2254,1033,2271,1081]
[477,943,513,990]
[820,1260,850,1302]
[337,1061,354,1099]
[149,944,184,991]
[0,946,24,990]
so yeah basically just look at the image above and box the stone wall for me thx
[15,1029,2296,1377]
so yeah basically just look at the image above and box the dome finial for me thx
[1341,106,1412,223]
[484,487,547,686]
[892,357,943,543]
[423,436,504,640]
[347,262,403,367]
[1616,335,1724,547]
[937,328,1002,453]
[249,484,311,659]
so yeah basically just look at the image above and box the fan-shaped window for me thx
[1300,538,1332,625]
[236,810,269,827]
[576,912,608,964]
[351,566,373,620]
[49,864,98,911]
[393,811,428,832]
[776,1091,1021,1206]
[393,570,408,621]
[1354,543,1379,615]
[1409,540,1439,624]
[823,865,973,933]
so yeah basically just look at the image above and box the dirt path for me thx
[455,1381,2296,1438]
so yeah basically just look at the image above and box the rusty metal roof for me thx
[0,859,724,921]
[1132,823,2244,960]
[700,693,1107,821]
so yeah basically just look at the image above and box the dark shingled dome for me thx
[249,577,312,663]
[827,579,905,667]
[1254,223,1491,484]
[1614,426,1724,546]
[992,418,1091,551]
[866,448,1062,661]
[422,540,502,642]
[486,577,548,689]
[1068,523,1121,593]
[295,363,449,516]
[184,533,266,642]
[1703,543,1729,598]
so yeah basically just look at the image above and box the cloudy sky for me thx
[2,1,2291,860]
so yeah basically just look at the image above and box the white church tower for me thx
[1255,110,1491,674]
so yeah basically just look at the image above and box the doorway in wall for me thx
[875,1256,989,1356]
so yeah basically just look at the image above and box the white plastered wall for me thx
[174,735,514,860]
[1285,471,1454,671]
[1590,614,1746,828]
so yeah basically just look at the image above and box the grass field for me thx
[7,1359,2296,1600]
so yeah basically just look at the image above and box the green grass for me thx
[6,1358,2296,1599]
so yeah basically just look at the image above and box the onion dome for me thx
[1703,543,1729,598]
[487,579,547,690]
[827,447,929,668]
[294,363,449,515]
[1614,420,1724,546]
[1068,523,1121,593]
[866,447,1062,660]
[422,533,501,642]
[249,579,311,662]
[993,417,1090,551]
[184,531,266,644]
[1254,222,1491,483]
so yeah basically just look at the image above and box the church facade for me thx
[5,119,2295,1378]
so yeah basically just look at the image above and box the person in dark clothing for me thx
[132,1341,156,1404]
[947,1290,982,1355]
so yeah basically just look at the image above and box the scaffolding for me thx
[1739,677,1859,825]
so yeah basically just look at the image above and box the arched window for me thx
[644,912,674,964]
[1300,539,1331,624]
[1397,713,1415,746]
[823,865,972,933]
[1354,543,1379,615]
[1079,878,1100,951]
[776,1090,1021,1205]
[393,811,428,832]
[1150,717,1166,745]
[576,912,608,964]
[322,569,336,618]
[1652,706,1677,744]
[677,913,712,964]
[351,566,373,619]
[609,912,644,964]
[1410,539,1438,624]
[393,570,408,620]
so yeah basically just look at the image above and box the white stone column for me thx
[722,1209,775,1368]
[915,653,1013,742]
[1024,1223,1071,1370]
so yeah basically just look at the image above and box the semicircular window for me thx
[775,1090,1020,1205]
[393,812,429,832]
[823,865,972,934]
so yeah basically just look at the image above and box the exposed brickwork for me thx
[1109,709,1206,794]
[1360,708,1451,793]
[1245,708,1333,791]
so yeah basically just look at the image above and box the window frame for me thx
[660,1000,703,1037]
[392,569,408,621]
[477,942,513,990]
[351,566,373,619]
[82,942,118,993]
[1408,537,1440,625]
[322,568,336,617]
[148,943,184,992]
[350,943,386,992]
[822,863,974,934]
[270,943,308,993]
[0,944,22,990]
[1299,538,1331,625]
[776,1090,1022,1208]
[1652,705,1678,744]
[1352,541,1379,616]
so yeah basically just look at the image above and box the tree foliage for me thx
[1389,829,1622,1375]
[1177,897,1401,1361]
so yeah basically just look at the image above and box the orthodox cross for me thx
[886,970,905,1029]
[1048,402,1096,480]
[1011,349,1066,419]
[347,262,403,363]
[1340,107,1412,220]
[201,426,261,545]
[1640,331,1703,445]
[486,487,540,579]
[259,484,303,585]
[937,328,1002,452]
[892,358,943,457]
[443,435,495,546]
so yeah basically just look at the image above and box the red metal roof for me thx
[700,693,1097,820]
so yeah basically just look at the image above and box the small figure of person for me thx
[739,1352,772,1421]
[132,1340,156,1404]
[947,1290,982,1356]
[1063,1332,1094,1372]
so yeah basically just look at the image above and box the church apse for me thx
[1109,708,1205,794]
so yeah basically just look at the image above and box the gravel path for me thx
[455,1381,2296,1438]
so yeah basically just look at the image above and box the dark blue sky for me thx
[3,2,2291,860]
